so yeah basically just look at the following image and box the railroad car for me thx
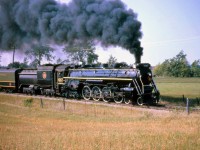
[16,64,74,96]
[0,68,22,92]
[18,69,38,94]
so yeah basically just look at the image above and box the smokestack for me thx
[0,0,143,63]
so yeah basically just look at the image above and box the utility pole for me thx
[0,54,1,66]
[13,46,15,65]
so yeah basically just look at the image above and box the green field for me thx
[0,94,200,150]
[154,77,200,105]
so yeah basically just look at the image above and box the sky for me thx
[1,0,200,66]
[130,0,200,65]
[96,0,200,65]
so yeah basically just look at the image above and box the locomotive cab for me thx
[55,64,74,95]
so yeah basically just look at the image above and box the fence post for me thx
[63,99,66,110]
[40,98,43,108]
[186,98,190,115]
[182,95,185,104]
[197,97,199,106]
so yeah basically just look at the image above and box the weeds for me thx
[24,98,33,107]
[0,93,200,150]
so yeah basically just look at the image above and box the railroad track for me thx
[1,92,199,113]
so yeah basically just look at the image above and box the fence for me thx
[160,94,200,115]
[36,95,200,115]
[160,95,200,106]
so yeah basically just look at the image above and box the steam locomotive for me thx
[0,63,160,105]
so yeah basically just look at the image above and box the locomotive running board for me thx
[63,77,133,81]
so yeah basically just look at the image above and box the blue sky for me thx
[1,0,200,66]
[96,0,200,65]
[126,0,200,65]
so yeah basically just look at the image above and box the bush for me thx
[24,98,33,107]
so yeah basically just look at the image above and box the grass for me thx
[0,94,200,150]
[154,77,200,106]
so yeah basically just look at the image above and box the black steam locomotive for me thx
[0,63,160,105]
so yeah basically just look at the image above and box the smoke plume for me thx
[0,0,143,63]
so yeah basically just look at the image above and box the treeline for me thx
[1,41,122,69]
[1,41,98,68]
[154,51,200,77]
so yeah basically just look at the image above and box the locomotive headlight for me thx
[148,73,152,82]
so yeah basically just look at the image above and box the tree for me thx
[191,60,200,77]
[7,61,28,68]
[87,52,99,65]
[153,63,163,76]
[63,40,98,65]
[154,51,191,77]
[56,58,63,64]
[168,51,191,77]
[154,59,173,76]
[25,44,55,67]
[56,58,70,64]
[107,55,117,67]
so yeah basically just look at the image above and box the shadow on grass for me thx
[160,95,200,107]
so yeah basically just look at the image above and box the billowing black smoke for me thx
[0,0,143,63]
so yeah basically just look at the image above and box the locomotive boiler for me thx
[62,63,160,105]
